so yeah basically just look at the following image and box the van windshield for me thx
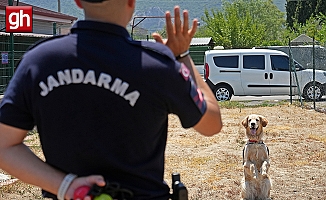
[271,55,305,71]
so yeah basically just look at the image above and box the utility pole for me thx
[58,0,61,13]
[54,0,61,35]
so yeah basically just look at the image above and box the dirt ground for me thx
[1,103,326,199]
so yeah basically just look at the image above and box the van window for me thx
[213,56,238,68]
[243,55,265,70]
[271,55,290,71]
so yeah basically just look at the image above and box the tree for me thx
[286,0,326,28]
[199,0,285,49]
[286,13,326,45]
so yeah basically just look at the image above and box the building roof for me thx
[0,0,77,22]
[190,37,215,46]
[0,31,51,38]
[138,37,215,47]
[291,34,320,46]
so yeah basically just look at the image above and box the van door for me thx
[269,55,298,95]
[209,54,244,95]
[240,54,271,95]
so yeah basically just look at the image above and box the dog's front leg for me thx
[243,161,256,178]
[261,160,270,177]
[243,146,256,178]
[250,163,258,178]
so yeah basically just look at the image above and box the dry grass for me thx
[1,104,326,199]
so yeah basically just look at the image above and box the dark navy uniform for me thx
[0,21,207,200]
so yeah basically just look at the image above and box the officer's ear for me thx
[74,0,83,9]
[128,0,135,7]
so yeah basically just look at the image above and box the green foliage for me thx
[286,0,326,28]
[218,99,287,109]
[285,13,326,45]
[23,0,326,47]
[218,101,245,109]
[19,0,287,35]
[200,0,285,49]
[319,15,326,45]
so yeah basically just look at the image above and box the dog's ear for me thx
[241,116,249,128]
[260,116,268,127]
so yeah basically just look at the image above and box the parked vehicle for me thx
[204,49,326,101]
[195,65,204,77]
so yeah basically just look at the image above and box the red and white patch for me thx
[180,63,190,81]
[193,88,204,110]
[190,81,206,114]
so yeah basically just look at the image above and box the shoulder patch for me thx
[190,81,206,114]
[179,63,190,81]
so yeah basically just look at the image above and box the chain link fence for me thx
[263,38,326,113]
[0,13,69,94]
[0,33,50,94]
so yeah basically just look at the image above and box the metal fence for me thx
[0,34,49,94]
[255,38,326,112]
[287,41,326,113]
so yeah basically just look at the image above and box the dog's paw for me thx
[261,171,268,178]
[250,164,256,175]
[244,167,254,177]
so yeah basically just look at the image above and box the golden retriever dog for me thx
[241,114,271,200]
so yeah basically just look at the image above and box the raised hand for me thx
[152,6,198,57]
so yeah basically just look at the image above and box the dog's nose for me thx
[250,122,255,127]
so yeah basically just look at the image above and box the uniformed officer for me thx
[0,0,222,199]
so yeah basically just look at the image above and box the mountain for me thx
[19,0,287,31]
[20,0,84,19]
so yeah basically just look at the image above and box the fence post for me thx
[53,22,57,35]
[8,0,14,77]
[288,38,292,104]
[313,37,316,110]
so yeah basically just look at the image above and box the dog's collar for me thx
[248,140,264,144]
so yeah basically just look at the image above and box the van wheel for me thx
[303,82,323,101]
[214,85,233,101]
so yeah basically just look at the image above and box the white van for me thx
[204,49,326,101]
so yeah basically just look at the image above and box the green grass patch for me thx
[218,101,245,109]
[219,99,289,108]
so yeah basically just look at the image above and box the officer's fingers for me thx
[189,18,198,38]
[182,10,189,35]
[174,6,182,35]
[165,11,174,39]
[86,175,105,186]
[152,33,164,44]
[83,196,92,200]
